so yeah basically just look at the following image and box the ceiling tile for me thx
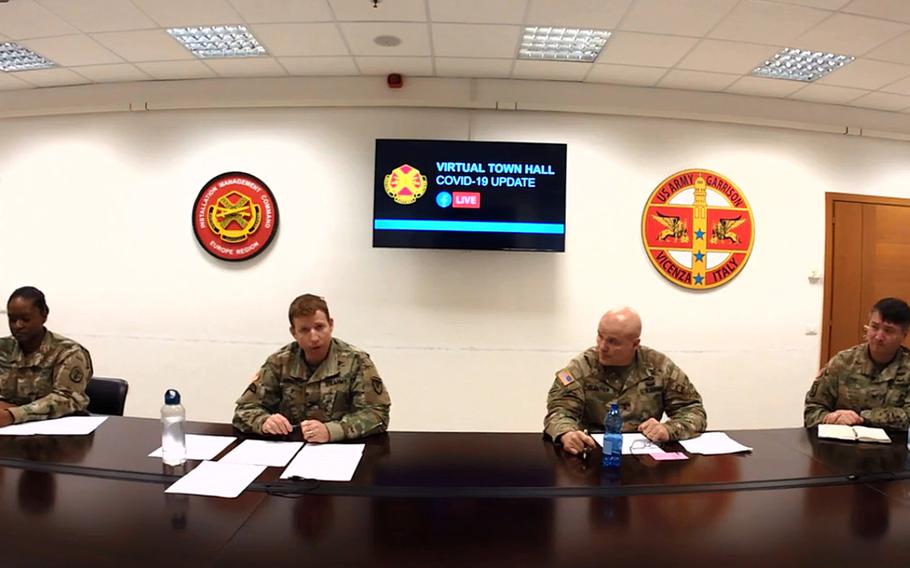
[92,30,194,62]
[129,0,243,28]
[205,57,288,77]
[135,61,218,80]
[525,0,632,29]
[816,59,910,90]
[585,63,667,86]
[278,56,358,76]
[36,0,157,33]
[428,0,528,24]
[20,35,122,67]
[618,0,739,36]
[9,68,90,87]
[880,74,910,95]
[793,13,910,55]
[340,22,431,56]
[70,63,150,83]
[355,56,433,76]
[251,23,349,56]
[864,31,910,65]
[598,32,697,67]
[842,0,910,24]
[0,0,79,39]
[0,73,31,90]
[657,69,739,91]
[228,0,334,23]
[773,0,849,8]
[724,76,806,97]
[432,24,521,58]
[512,60,591,81]
[788,83,866,103]
[435,57,513,78]
[709,0,830,44]
[677,40,780,74]
[330,0,427,22]
[847,91,910,111]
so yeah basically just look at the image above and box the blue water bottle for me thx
[603,403,623,469]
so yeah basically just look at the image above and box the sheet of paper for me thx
[679,432,753,455]
[593,433,665,455]
[280,443,365,482]
[650,452,689,461]
[852,426,891,443]
[164,460,265,498]
[0,416,108,436]
[220,440,303,467]
[817,424,856,441]
[149,434,236,460]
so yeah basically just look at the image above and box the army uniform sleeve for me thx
[859,404,910,430]
[324,354,390,441]
[232,361,283,434]
[544,368,586,441]
[8,347,91,424]
[660,362,707,441]
[804,357,841,428]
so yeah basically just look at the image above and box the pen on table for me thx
[581,429,589,460]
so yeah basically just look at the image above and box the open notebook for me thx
[818,424,891,444]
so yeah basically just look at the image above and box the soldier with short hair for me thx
[805,297,910,430]
[0,286,93,426]
[545,307,707,455]
[233,294,391,442]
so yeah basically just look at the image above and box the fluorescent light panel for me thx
[519,26,611,62]
[168,25,266,58]
[752,47,854,82]
[0,42,55,71]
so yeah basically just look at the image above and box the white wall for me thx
[2,104,909,432]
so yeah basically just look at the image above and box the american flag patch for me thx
[557,370,575,387]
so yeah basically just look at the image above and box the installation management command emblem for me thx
[384,164,427,204]
[192,172,279,262]
[641,169,754,290]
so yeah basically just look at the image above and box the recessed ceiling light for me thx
[374,35,401,47]
[167,25,267,59]
[0,42,55,72]
[518,27,611,62]
[752,48,854,82]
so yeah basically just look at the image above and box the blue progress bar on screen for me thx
[374,219,565,234]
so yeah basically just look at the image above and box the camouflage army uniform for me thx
[804,343,910,430]
[544,345,706,442]
[233,338,391,440]
[0,330,92,424]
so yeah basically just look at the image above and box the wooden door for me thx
[821,193,910,365]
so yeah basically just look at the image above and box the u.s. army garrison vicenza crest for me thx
[641,169,754,290]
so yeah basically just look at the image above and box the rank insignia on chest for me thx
[557,370,575,387]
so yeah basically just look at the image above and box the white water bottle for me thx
[161,389,186,466]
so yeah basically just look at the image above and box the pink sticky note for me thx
[650,452,689,461]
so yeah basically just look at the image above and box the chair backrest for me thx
[85,377,129,416]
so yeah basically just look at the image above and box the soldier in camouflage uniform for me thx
[0,286,92,426]
[805,297,910,430]
[233,294,390,442]
[545,307,706,455]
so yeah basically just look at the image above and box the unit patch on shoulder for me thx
[557,370,575,387]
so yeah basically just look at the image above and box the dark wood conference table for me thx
[1,417,909,567]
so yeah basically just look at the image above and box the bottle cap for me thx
[164,389,181,405]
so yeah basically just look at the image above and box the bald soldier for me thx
[545,307,707,455]
[805,297,910,430]
[0,286,93,426]
[233,294,391,442]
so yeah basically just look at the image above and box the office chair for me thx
[85,377,129,416]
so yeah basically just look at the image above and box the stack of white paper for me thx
[280,444,365,481]
[220,440,303,467]
[148,434,236,460]
[165,461,265,498]
[679,432,753,455]
[0,416,108,436]
[593,433,665,455]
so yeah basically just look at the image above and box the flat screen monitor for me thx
[373,139,566,252]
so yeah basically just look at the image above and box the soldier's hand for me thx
[560,430,597,455]
[639,418,670,442]
[822,410,863,426]
[301,420,330,443]
[261,413,294,435]
[0,409,13,427]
